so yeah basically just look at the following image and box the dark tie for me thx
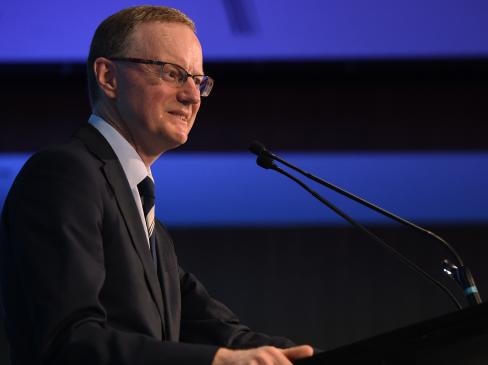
[137,176,157,267]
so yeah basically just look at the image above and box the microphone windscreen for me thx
[249,141,266,156]
[256,155,274,169]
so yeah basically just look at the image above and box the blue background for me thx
[2,152,487,227]
[1,0,487,62]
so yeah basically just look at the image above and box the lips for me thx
[168,110,190,122]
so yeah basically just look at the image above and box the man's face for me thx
[113,21,203,156]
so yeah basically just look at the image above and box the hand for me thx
[212,345,314,365]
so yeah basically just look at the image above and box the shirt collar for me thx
[88,114,152,188]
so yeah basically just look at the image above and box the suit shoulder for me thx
[8,137,104,201]
[29,136,100,168]
[25,131,106,174]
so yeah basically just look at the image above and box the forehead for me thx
[127,21,203,72]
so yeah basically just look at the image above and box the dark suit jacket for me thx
[0,124,293,365]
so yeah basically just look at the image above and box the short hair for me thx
[87,5,196,106]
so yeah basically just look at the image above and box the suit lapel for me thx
[155,225,180,341]
[74,124,167,336]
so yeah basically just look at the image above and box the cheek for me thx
[118,84,151,119]
[149,88,174,112]
[140,94,167,124]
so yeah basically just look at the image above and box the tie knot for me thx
[137,176,155,200]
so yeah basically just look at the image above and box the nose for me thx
[177,77,201,105]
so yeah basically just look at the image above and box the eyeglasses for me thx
[109,57,214,97]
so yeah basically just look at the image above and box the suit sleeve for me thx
[179,267,295,349]
[0,148,218,365]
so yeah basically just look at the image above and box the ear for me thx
[93,57,117,99]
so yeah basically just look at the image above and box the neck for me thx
[92,104,161,167]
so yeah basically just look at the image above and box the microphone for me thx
[249,141,481,308]
[249,141,267,157]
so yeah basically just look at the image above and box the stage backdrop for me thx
[1,0,487,62]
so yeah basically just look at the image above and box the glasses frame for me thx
[108,57,214,97]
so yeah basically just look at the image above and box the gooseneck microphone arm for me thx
[251,142,462,264]
[250,141,481,307]
[257,155,463,309]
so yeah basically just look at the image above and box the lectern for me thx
[296,302,488,365]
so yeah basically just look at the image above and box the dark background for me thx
[2,60,488,152]
[1,59,488,363]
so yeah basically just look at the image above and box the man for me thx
[0,5,313,365]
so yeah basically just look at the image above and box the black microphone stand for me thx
[250,141,482,307]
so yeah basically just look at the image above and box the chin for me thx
[163,134,189,152]
[174,133,189,146]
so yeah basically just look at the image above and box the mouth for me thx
[168,111,190,122]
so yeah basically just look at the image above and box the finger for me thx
[281,345,314,360]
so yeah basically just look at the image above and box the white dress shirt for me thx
[89,114,152,248]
